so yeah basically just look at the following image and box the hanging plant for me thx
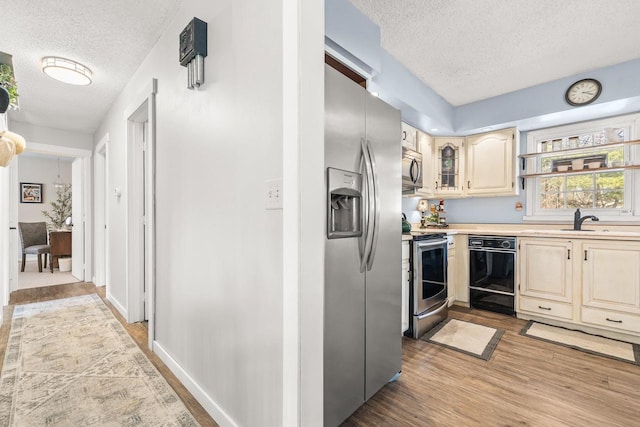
[42,184,72,230]
[0,64,19,106]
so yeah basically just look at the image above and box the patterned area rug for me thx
[520,321,640,366]
[421,318,504,361]
[0,294,199,426]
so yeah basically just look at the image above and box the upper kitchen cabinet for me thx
[417,130,435,197]
[433,137,466,197]
[401,122,418,151]
[402,127,435,198]
[466,128,516,196]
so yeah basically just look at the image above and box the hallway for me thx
[0,283,217,426]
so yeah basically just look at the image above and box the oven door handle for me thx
[415,239,448,249]
[416,299,448,320]
[468,247,516,254]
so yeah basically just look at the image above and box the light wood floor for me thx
[0,283,218,427]
[3,286,639,427]
[344,306,640,426]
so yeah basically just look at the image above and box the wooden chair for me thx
[18,222,50,273]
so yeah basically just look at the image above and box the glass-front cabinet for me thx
[433,137,465,197]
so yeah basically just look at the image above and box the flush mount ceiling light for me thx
[42,57,92,85]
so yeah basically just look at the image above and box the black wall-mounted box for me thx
[179,18,208,67]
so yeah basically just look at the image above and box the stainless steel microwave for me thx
[402,147,422,189]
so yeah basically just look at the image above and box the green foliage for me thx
[42,184,72,230]
[0,64,18,105]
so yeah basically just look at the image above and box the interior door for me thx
[71,158,84,280]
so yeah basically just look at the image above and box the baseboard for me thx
[106,292,127,320]
[153,341,238,427]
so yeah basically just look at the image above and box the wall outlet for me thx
[265,178,283,210]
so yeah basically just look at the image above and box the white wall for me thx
[9,122,93,151]
[16,156,72,258]
[93,0,286,425]
[18,156,72,223]
[0,164,10,317]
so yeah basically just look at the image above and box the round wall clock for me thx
[565,78,602,106]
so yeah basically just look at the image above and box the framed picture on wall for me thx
[20,182,43,203]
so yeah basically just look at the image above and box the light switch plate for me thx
[265,178,283,210]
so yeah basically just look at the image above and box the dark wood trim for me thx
[325,53,367,88]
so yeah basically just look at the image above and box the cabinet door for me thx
[447,245,455,302]
[433,137,465,197]
[519,238,572,303]
[401,122,418,151]
[466,128,516,197]
[417,130,434,197]
[582,240,640,315]
[401,241,410,333]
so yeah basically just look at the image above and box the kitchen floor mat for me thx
[520,320,640,365]
[421,318,504,361]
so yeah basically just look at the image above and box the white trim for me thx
[153,341,238,427]
[282,0,301,424]
[146,80,157,349]
[107,291,127,320]
[94,134,109,287]
[123,79,156,351]
[25,142,91,159]
[525,113,640,222]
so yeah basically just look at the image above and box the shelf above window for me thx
[520,164,640,179]
[518,139,640,159]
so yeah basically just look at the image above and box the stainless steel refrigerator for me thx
[324,64,402,427]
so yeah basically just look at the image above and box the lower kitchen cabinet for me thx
[447,236,455,304]
[453,235,469,304]
[517,237,640,340]
[401,241,410,334]
[581,240,640,334]
[518,238,573,320]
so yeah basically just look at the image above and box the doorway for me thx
[11,143,92,292]
[124,78,156,351]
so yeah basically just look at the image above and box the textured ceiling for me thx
[349,0,640,106]
[0,0,182,134]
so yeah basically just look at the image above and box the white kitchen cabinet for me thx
[417,131,435,197]
[433,137,466,197]
[518,238,574,320]
[516,237,640,341]
[466,128,516,196]
[401,122,418,151]
[453,235,469,305]
[401,241,410,334]
[581,240,640,333]
[447,235,455,304]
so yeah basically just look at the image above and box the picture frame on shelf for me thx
[20,182,43,203]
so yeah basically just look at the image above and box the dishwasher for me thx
[468,235,516,315]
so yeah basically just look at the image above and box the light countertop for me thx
[402,225,640,241]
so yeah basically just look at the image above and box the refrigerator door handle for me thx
[365,139,380,271]
[359,138,374,273]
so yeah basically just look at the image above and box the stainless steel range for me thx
[406,233,449,339]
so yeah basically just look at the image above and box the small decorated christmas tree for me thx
[42,184,72,230]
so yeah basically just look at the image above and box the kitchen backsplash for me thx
[402,194,526,224]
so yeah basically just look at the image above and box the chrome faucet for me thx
[573,208,599,230]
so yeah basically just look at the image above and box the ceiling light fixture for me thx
[53,157,65,188]
[42,57,92,86]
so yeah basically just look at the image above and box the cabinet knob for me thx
[538,305,552,311]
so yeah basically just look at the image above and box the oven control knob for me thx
[501,240,512,249]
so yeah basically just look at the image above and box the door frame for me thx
[94,134,109,288]
[123,78,156,349]
[12,142,92,289]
